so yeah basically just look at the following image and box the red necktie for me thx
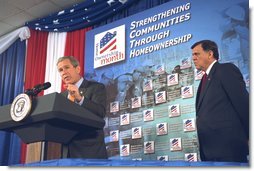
[201,73,208,92]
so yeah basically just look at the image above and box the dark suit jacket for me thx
[62,78,108,159]
[196,62,249,162]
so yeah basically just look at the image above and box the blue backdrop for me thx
[85,0,249,161]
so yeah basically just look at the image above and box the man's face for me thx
[57,59,81,84]
[192,44,211,71]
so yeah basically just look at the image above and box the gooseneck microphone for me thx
[25,82,51,96]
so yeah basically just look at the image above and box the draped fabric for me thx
[21,29,48,164]
[25,0,138,32]
[24,29,49,93]
[0,27,30,55]
[0,39,26,165]
[44,32,67,95]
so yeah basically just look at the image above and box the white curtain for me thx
[44,32,67,95]
[0,26,30,55]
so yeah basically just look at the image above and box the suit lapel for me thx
[196,82,202,111]
[80,78,89,88]
[196,62,218,113]
[79,78,90,96]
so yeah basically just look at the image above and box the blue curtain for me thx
[0,39,26,165]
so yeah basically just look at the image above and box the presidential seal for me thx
[10,93,32,122]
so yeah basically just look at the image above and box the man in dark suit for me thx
[191,40,249,162]
[57,56,108,159]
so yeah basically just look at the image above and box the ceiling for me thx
[0,0,86,37]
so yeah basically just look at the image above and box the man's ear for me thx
[208,50,214,59]
[76,65,81,74]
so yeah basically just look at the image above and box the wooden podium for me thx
[0,92,105,163]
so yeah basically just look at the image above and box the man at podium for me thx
[57,56,108,159]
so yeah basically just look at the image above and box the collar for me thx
[206,60,217,75]
[76,77,84,88]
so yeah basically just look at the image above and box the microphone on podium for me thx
[25,82,51,96]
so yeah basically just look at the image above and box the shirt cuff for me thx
[76,96,84,105]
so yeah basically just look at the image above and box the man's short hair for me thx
[191,40,219,60]
[57,56,80,67]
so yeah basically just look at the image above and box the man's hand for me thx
[64,84,82,102]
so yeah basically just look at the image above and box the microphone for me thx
[25,82,51,96]
[36,82,51,92]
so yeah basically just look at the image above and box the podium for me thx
[0,92,105,162]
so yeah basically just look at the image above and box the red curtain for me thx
[64,27,92,76]
[20,29,48,164]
